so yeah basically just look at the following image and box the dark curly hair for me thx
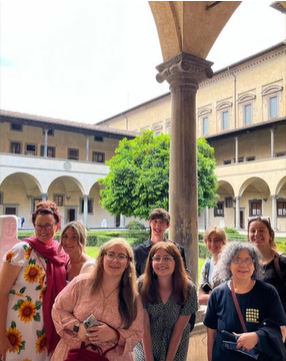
[32,201,61,226]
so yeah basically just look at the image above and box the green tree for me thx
[99,131,218,219]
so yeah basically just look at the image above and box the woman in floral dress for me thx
[0,201,66,361]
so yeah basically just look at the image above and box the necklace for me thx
[102,286,118,306]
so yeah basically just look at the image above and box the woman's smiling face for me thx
[61,227,81,256]
[230,249,255,281]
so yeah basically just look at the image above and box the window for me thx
[202,117,208,135]
[165,119,171,134]
[262,85,282,120]
[249,200,262,216]
[269,96,278,118]
[233,157,244,163]
[80,198,93,214]
[68,148,79,160]
[25,144,36,156]
[40,146,55,158]
[94,136,103,142]
[54,195,64,207]
[92,152,105,163]
[153,124,163,135]
[277,199,286,217]
[4,207,17,215]
[223,159,231,165]
[222,111,229,130]
[42,129,54,136]
[10,123,22,131]
[276,152,286,157]
[244,104,252,125]
[10,142,21,154]
[225,197,233,208]
[214,201,224,217]
[246,156,255,162]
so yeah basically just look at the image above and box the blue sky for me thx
[0,1,285,124]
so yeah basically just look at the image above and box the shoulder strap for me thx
[205,259,211,280]
[273,253,283,281]
[230,281,247,333]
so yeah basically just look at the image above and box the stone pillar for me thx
[270,128,275,158]
[41,193,47,201]
[85,136,89,161]
[205,207,210,230]
[234,136,239,163]
[235,196,240,229]
[271,194,277,230]
[119,214,125,228]
[83,194,88,228]
[156,52,213,283]
[43,129,48,158]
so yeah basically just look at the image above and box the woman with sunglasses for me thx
[204,241,286,361]
[133,241,198,361]
[0,201,66,361]
[51,238,144,361]
[247,216,286,317]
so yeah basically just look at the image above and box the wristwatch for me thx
[73,324,80,333]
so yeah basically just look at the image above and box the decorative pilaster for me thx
[156,52,213,283]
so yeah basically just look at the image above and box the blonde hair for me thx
[58,221,87,254]
[203,226,227,245]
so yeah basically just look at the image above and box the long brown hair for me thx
[140,241,188,305]
[90,238,137,328]
[247,216,276,252]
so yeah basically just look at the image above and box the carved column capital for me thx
[156,52,213,89]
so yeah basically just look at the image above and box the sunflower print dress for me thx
[4,241,50,361]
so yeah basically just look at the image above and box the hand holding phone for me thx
[83,314,99,333]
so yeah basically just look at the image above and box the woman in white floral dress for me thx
[0,201,66,361]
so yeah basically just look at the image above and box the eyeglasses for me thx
[105,252,128,261]
[152,256,174,263]
[35,223,55,231]
[247,216,271,225]
[232,257,255,265]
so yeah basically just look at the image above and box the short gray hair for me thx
[213,241,263,285]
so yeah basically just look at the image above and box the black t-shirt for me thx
[133,237,187,277]
[262,253,286,313]
[204,280,286,361]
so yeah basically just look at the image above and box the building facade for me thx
[0,111,139,229]
[98,42,286,233]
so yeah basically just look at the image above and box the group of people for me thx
[0,202,285,361]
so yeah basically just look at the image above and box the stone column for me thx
[85,136,89,161]
[156,52,213,283]
[205,207,210,230]
[83,194,88,228]
[271,194,277,230]
[234,136,239,163]
[43,129,48,158]
[119,214,125,228]
[270,128,275,158]
[41,193,47,201]
[235,196,240,229]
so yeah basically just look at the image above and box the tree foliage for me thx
[99,131,218,219]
